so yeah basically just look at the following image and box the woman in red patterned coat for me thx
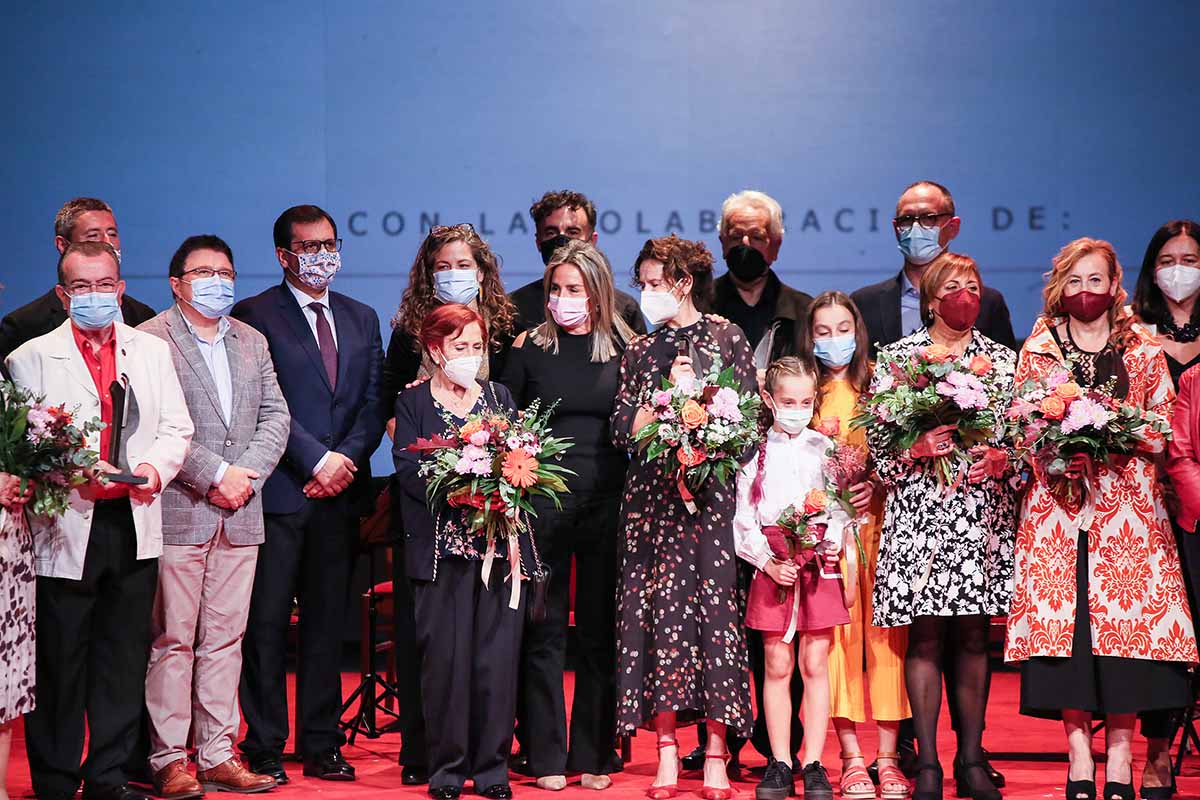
[1004,238,1197,800]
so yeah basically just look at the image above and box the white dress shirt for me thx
[732,426,847,570]
[178,307,234,485]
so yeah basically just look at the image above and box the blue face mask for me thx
[185,275,235,319]
[433,269,479,305]
[897,222,944,266]
[69,291,121,331]
[812,333,857,367]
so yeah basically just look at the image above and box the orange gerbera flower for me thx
[502,449,539,488]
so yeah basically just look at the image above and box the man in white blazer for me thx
[6,241,193,800]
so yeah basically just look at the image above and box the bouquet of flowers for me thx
[818,428,870,567]
[769,489,830,602]
[633,360,762,513]
[1005,366,1171,513]
[0,381,104,517]
[407,399,574,606]
[852,343,1003,490]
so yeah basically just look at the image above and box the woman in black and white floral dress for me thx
[867,254,1016,800]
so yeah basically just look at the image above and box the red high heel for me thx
[701,751,736,800]
[647,738,681,800]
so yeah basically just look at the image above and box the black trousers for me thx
[25,499,157,798]
[413,556,526,790]
[239,499,356,757]
[391,538,427,768]
[517,495,622,776]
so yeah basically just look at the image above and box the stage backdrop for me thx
[4,1,1198,473]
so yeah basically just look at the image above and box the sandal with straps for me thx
[876,752,911,800]
[701,751,736,800]
[840,753,877,799]
[647,738,681,800]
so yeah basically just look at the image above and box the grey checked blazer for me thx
[140,305,290,546]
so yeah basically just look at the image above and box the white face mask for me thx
[639,287,681,326]
[440,354,482,389]
[1156,265,1200,304]
[769,400,813,435]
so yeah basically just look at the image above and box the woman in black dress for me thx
[1130,219,1200,798]
[499,240,638,792]
[611,235,755,800]
[392,303,534,800]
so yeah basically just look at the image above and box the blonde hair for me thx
[919,252,982,326]
[1042,237,1137,349]
[530,240,636,363]
[763,355,817,395]
[718,190,785,239]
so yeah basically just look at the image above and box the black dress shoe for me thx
[682,744,706,771]
[248,753,289,785]
[81,783,153,800]
[429,786,462,800]
[303,747,356,781]
[404,765,431,785]
[478,785,513,799]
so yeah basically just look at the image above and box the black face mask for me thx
[724,244,769,282]
[538,234,573,266]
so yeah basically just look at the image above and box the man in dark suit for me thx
[508,189,645,336]
[233,205,385,784]
[851,181,1015,357]
[0,197,156,360]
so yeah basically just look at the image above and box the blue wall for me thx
[4,1,1198,470]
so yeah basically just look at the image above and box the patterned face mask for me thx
[292,249,341,290]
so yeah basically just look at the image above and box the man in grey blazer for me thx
[139,235,290,799]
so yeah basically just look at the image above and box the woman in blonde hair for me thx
[499,240,637,792]
[1005,238,1196,800]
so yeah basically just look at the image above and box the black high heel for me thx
[1103,782,1134,800]
[1066,764,1096,800]
[953,759,1001,800]
[914,763,944,800]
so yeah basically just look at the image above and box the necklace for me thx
[1160,317,1200,343]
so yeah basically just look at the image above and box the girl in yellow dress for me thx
[802,292,911,800]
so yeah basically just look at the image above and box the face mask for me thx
[1156,265,1200,304]
[639,287,681,326]
[812,333,857,367]
[548,293,591,329]
[440,354,482,389]
[69,291,121,331]
[184,275,235,319]
[769,400,814,435]
[1062,289,1114,323]
[897,222,945,266]
[292,249,341,290]
[433,269,480,305]
[936,287,981,331]
[539,234,574,267]
[724,244,769,282]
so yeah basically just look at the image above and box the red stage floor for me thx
[6,669,1199,798]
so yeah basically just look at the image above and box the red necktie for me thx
[309,302,338,390]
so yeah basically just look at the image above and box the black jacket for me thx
[711,271,812,365]
[0,288,156,360]
[851,271,1016,357]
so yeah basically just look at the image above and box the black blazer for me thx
[0,288,156,360]
[851,271,1016,357]
[231,281,386,515]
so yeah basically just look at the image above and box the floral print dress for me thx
[610,319,755,735]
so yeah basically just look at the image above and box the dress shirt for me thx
[900,270,922,338]
[284,279,337,476]
[71,323,127,499]
[178,307,233,485]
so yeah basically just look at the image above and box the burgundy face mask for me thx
[936,287,981,331]
[1061,290,1114,323]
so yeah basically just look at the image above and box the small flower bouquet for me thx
[821,431,870,567]
[0,381,104,517]
[1005,367,1170,513]
[633,360,762,513]
[769,489,830,602]
[852,343,1003,490]
[407,399,574,606]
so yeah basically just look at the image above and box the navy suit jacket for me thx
[232,281,386,515]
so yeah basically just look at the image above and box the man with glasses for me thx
[851,181,1015,356]
[0,197,156,360]
[139,235,290,798]
[232,205,385,784]
[6,241,193,800]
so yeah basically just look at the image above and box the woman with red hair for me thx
[392,303,535,800]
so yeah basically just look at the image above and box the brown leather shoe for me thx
[154,759,204,800]
[197,758,277,793]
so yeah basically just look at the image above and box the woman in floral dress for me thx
[611,235,755,800]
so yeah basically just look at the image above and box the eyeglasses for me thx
[722,228,771,246]
[430,223,476,236]
[182,267,236,280]
[61,279,119,296]
[893,212,952,232]
[290,238,343,254]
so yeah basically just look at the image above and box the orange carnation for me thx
[1055,382,1082,401]
[1040,395,1067,420]
[459,419,483,439]
[679,399,709,430]
[501,449,539,488]
[486,414,510,432]
[968,355,993,376]
[677,446,707,467]
[923,344,953,363]
[803,488,828,515]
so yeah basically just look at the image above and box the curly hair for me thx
[392,224,515,351]
[632,234,715,312]
[529,190,597,231]
[1042,237,1138,350]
